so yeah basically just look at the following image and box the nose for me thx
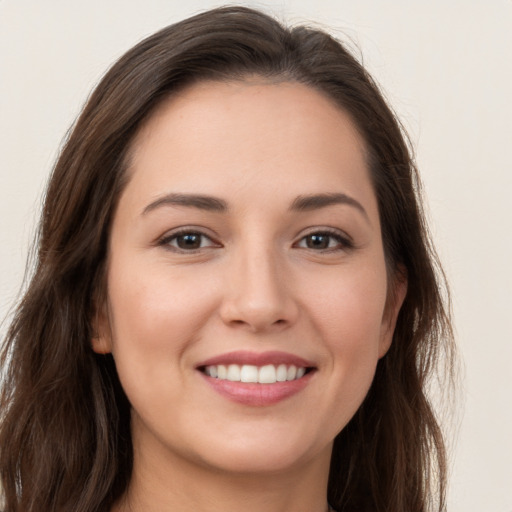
[219,245,299,333]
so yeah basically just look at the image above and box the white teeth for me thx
[287,365,297,380]
[227,364,240,381]
[276,364,287,382]
[258,364,276,384]
[240,365,258,383]
[217,365,227,379]
[203,363,309,383]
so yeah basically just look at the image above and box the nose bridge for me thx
[241,242,281,299]
[221,234,297,331]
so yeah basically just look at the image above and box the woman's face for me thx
[94,80,405,476]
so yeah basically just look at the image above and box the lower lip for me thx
[200,372,314,406]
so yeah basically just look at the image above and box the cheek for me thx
[104,262,223,433]
[305,262,388,346]
[301,263,388,402]
[105,257,220,377]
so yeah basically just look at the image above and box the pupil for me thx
[177,234,201,249]
[307,234,328,249]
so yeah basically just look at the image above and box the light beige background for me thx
[1,1,511,510]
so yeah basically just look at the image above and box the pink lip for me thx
[200,371,314,407]
[196,350,315,369]
[195,350,317,407]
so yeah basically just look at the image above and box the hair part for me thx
[1,6,455,512]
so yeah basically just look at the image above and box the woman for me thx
[0,6,454,512]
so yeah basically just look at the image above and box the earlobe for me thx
[378,271,408,358]
[91,333,112,354]
[90,302,113,354]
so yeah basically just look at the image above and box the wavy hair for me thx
[0,6,454,512]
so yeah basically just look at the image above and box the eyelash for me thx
[158,229,220,252]
[294,229,354,252]
[157,228,353,253]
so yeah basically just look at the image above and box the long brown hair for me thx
[0,6,454,512]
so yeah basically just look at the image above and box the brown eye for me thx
[160,231,218,252]
[305,234,331,249]
[296,231,351,251]
[175,233,203,249]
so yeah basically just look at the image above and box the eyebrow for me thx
[142,191,369,221]
[290,193,369,221]
[142,193,228,215]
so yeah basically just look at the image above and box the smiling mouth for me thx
[198,364,315,384]
[197,352,317,405]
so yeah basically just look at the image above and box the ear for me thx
[91,301,113,355]
[378,268,408,358]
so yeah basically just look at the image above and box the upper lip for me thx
[196,350,316,369]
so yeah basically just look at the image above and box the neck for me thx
[112,432,332,512]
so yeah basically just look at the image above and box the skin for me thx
[93,80,406,512]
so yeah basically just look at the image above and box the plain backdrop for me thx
[1,1,511,511]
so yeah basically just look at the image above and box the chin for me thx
[190,429,332,476]
[201,449,314,475]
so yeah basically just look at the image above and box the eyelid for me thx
[293,227,354,250]
[155,225,353,253]
[157,226,222,252]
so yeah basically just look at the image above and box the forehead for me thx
[123,80,377,219]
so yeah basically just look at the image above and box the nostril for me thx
[230,319,248,327]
